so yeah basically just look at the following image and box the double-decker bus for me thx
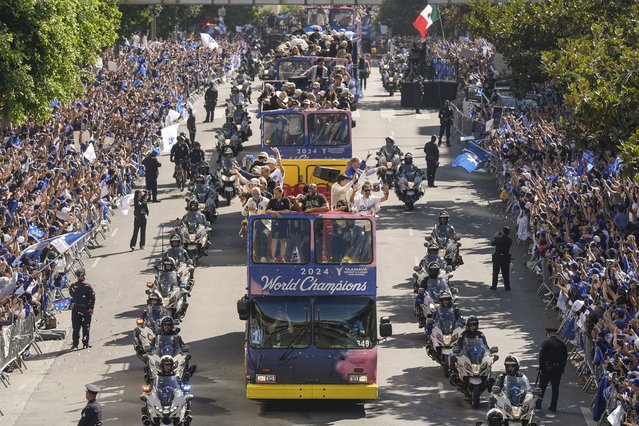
[259,108,353,201]
[237,212,392,400]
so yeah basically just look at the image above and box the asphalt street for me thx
[3,70,595,425]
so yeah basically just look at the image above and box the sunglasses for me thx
[363,189,371,192]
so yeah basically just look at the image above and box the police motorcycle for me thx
[234,70,253,104]
[216,117,243,158]
[141,355,193,426]
[414,262,456,327]
[186,174,218,224]
[161,234,195,291]
[376,136,403,186]
[486,356,541,426]
[143,318,194,385]
[147,257,190,319]
[176,200,211,265]
[425,211,464,271]
[450,331,499,408]
[425,291,464,378]
[395,153,424,211]
[134,291,172,359]
[380,60,402,96]
[216,150,239,206]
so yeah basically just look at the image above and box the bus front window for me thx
[308,9,329,26]
[315,298,375,349]
[250,299,311,349]
[315,219,373,264]
[263,114,304,146]
[331,10,353,27]
[308,113,350,146]
[278,60,312,80]
[253,219,310,263]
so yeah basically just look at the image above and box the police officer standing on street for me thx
[536,327,568,412]
[438,100,454,146]
[78,383,102,425]
[142,150,161,203]
[204,83,218,123]
[69,268,95,349]
[490,226,513,290]
[414,77,424,115]
[423,134,440,188]
[187,107,196,145]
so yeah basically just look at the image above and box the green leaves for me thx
[0,0,120,124]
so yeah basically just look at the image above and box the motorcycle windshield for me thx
[157,335,178,356]
[148,306,166,324]
[156,375,180,406]
[436,309,457,334]
[503,375,530,406]
[158,272,176,296]
[429,278,449,300]
[462,337,487,364]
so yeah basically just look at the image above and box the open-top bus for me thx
[237,212,392,400]
[259,109,353,199]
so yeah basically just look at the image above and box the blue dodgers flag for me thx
[451,142,491,173]
[28,224,46,241]
[609,156,622,174]
[582,150,595,172]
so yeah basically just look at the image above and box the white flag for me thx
[200,33,218,50]
[117,193,135,215]
[165,109,182,126]
[83,142,97,163]
[161,124,179,153]
[107,60,117,72]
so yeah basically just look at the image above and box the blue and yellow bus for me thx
[259,109,353,198]
[237,212,392,400]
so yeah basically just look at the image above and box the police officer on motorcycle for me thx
[434,210,457,241]
[189,142,205,180]
[165,234,195,283]
[455,316,489,349]
[377,136,403,161]
[141,291,169,321]
[192,174,217,223]
[200,163,219,194]
[153,318,197,382]
[170,135,190,180]
[184,199,207,226]
[423,241,447,270]
[396,153,424,206]
[425,290,462,346]
[493,355,527,393]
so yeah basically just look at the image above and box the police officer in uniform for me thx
[536,327,568,412]
[423,134,440,188]
[79,383,102,426]
[490,226,513,290]
[187,108,196,146]
[438,100,454,146]
[204,83,218,123]
[69,268,95,349]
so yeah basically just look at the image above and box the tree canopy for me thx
[467,0,639,177]
[0,0,121,124]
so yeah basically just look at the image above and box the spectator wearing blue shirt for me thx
[344,153,372,178]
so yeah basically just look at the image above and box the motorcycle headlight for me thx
[511,406,522,418]
[199,203,206,210]
[471,364,481,375]
[407,182,415,189]
[442,335,452,346]
[163,297,170,306]
[429,303,436,311]
[387,162,392,168]
[162,406,171,414]
[439,248,446,257]
[188,234,196,242]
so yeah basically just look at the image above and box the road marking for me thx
[91,258,101,268]
[105,362,130,374]
[390,130,395,136]
[437,381,446,398]
[110,228,118,238]
[409,227,414,236]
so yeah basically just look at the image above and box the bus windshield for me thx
[278,60,312,80]
[249,298,311,349]
[307,8,330,26]
[314,219,373,264]
[315,297,375,349]
[331,9,354,27]
[263,114,304,146]
[252,218,310,263]
[308,112,350,146]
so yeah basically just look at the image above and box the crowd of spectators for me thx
[456,37,639,423]
[0,32,248,330]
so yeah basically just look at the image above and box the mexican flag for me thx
[412,4,440,38]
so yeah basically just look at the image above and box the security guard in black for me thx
[490,226,513,290]
[79,383,102,425]
[423,135,440,187]
[69,268,95,349]
[537,328,568,412]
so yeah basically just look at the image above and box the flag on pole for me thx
[117,193,135,215]
[451,142,491,173]
[200,33,219,50]
[413,4,440,38]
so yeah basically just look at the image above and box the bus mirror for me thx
[352,120,356,128]
[380,316,391,324]
[379,320,393,338]
[237,297,250,321]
